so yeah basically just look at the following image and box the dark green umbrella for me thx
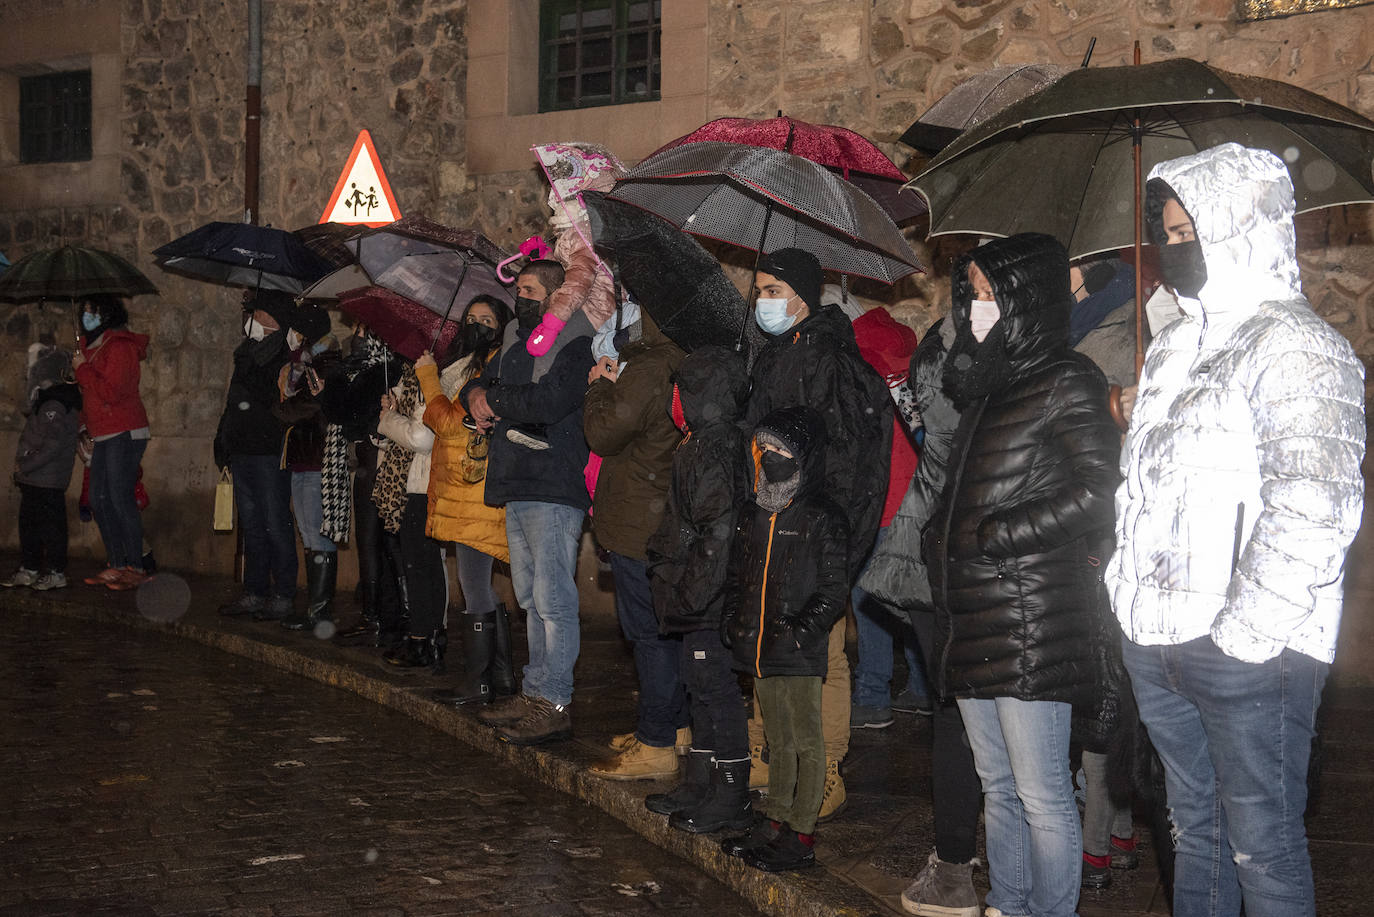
[907,57,1374,260]
[0,244,158,302]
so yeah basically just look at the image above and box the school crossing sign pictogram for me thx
[320,129,402,226]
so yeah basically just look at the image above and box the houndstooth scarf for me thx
[372,365,421,534]
[320,332,389,542]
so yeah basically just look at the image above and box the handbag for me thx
[213,469,234,531]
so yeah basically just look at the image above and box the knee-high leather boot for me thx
[490,603,516,696]
[433,611,496,705]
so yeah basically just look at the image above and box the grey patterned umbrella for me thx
[607,142,923,284]
[0,245,158,302]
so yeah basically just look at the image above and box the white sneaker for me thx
[32,572,68,591]
[2,568,38,588]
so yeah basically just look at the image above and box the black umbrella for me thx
[899,63,1068,156]
[581,191,744,353]
[607,142,923,285]
[0,245,158,303]
[153,221,336,294]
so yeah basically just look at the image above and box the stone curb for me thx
[15,588,887,917]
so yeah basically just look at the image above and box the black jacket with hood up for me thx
[745,302,892,578]
[646,346,751,634]
[925,233,1120,705]
[722,406,849,678]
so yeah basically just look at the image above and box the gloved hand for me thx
[719,612,736,650]
[525,314,567,357]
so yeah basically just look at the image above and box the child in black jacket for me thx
[720,405,849,872]
[645,346,753,834]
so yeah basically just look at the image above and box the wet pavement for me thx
[4,563,1373,916]
[0,612,754,916]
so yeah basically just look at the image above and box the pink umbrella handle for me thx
[496,235,552,283]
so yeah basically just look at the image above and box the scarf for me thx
[371,364,421,534]
[941,320,1012,411]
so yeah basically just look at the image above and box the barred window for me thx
[20,70,92,164]
[539,0,661,112]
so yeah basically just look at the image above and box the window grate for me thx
[539,0,661,112]
[20,70,92,164]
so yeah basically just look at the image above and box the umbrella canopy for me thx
[0,245,158,302]
[653,115,926,222]
[300,217,512,321]
[581,191,745,352]
[154,221,336,294]
[294,222,365,268]
[908,57,1374,259]
[608,142,923,284]
[336,286,462,362]
[899,63,1068,155]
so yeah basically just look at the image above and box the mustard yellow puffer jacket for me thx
[417,357,509,563]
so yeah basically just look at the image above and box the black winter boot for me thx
[742,824,816,872]
[490,603,516,696]
[433,612,496,705]
[669,756,754,834]
[283,551,337,631]
[646,748,714,815]
[383,634,437,670]
[721,814,781,858]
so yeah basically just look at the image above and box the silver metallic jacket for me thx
[1106,143,1366,664]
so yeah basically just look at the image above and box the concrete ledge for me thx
[12,584,889,917]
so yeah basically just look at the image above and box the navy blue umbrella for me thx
[153,221,335,294]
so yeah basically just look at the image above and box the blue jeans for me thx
[89,433,147,569]
[1123,636,1326,917]
[852,581,928,708]
[290,471,336,553]
[505,501,584,707]
[231,454,297,599]
[958,696,1081,917]
[609,552,688,747]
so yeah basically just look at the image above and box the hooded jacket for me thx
[584,315,685,560]
[1105,143,1365,665]
[75,328,149,438]
[852,306,920,527]
[722,406,850,678]
[215,333,292,465]
[746,302,893,577]
[926,233,1121,704]
[15,382,82,491]
[646,346,752,633]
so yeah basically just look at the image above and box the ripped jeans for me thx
[1122,635,1326,917]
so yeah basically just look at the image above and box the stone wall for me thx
[1,0,1373,581]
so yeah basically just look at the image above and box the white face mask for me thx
[754,296,798,336]
[969,299,1000,343]
[286,329,303,351]
[244,317,268,342]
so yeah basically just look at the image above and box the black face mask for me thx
[463,322,498,352]
[514,297,543,329]
[760,451,799,483]
[1157,240,1208,299]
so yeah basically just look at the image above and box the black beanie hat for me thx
[248,289,297,331]
[291,305,332,342]
[757,248,823,311]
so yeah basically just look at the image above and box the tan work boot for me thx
[748,743,770,791]
[610,725,692,755]
[817,758,847,823]
[588,736,679,781]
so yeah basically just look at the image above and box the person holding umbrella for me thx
[925,233,1121,917]
[74,294,154,591]
[1107,144,1366,917]
[215,290,298,619]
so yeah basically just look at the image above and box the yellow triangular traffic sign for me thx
[320,129,401,226]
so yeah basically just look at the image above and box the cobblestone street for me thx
[0,612,756,916]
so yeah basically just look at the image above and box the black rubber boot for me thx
[670,756,754,834]
[434,612,496,705]
[646,748,714,815]
[490,603,516,696]
[283,551,337,631]
[383,634,437,669]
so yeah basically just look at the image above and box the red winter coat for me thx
[75,328,150,437]
[852,307,918,527]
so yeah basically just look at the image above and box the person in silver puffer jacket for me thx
[1107,142,1365,917]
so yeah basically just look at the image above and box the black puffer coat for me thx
[745,303,892,578]
[647,346,751,634]
[925,233,1121,704]
[214,334,291,467]
[723,406,849,678]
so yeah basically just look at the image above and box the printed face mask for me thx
[969,299,1000,343]
[755,296,797,336]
